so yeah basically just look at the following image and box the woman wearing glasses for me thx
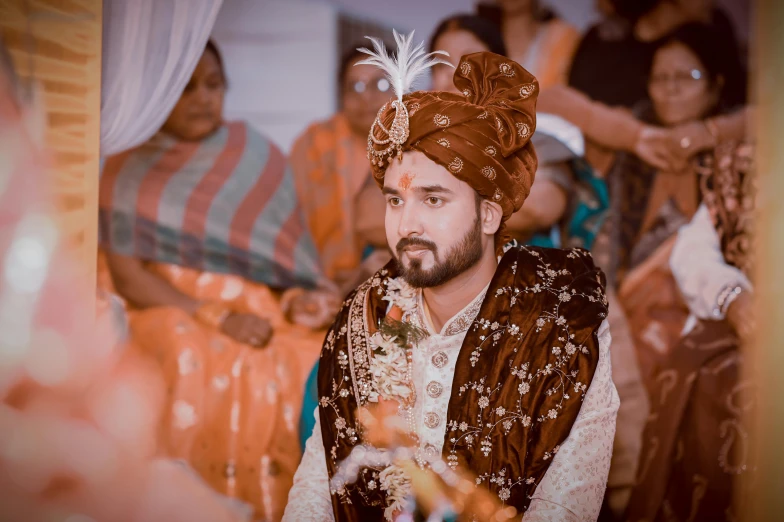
[289,48,395,297]
[593,22,747,398]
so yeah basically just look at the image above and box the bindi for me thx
[398,172,415,191]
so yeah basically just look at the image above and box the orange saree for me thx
[289,113,386,286]
[98,254,324,521]
[129,264,323,521]
[98,123,328,521]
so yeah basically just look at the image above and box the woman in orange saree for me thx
[289,48,393,294]
[99,41,337,521]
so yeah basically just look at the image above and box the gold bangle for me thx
[194,301,232,329]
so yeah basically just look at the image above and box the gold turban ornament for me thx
[357,30,453,164]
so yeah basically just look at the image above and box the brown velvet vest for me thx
[317,246,608,521]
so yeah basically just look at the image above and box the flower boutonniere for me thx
[368,277,427,405]
[368,310,429,405]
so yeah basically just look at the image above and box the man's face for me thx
[382,151,496,288]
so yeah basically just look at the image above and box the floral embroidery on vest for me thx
[318,246,607,519]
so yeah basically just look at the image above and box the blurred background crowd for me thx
[0,0,766,521]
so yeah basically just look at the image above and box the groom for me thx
[284,42,618,522]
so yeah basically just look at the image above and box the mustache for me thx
[396,237,437,255]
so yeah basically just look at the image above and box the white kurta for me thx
[283,286,619,522]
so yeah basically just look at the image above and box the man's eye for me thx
[388,197,402,206]
[426,197,441,205]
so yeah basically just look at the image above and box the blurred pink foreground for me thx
[0,64,248,522]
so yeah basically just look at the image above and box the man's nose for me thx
[397,202,423,237]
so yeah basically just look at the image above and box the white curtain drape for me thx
[100,0,224,156]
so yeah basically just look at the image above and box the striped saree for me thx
[100,120,323,289]
[98,122,326,521]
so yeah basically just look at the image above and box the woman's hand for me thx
[288,290,341,329]
[221,313,273,347]
[633,126,677,171]
[666,120,717,169]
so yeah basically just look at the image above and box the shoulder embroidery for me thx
[319,270,390,502]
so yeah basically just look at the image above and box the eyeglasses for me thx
[349,78,391,94]
[649,69,706,87]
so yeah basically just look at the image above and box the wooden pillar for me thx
[743,0,784,519]
[0,0,102,303]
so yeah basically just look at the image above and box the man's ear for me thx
[480,199,504,236]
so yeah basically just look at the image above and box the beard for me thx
[395,215,484,288]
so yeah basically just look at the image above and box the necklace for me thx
[367,277,432,515]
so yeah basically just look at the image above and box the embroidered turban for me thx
[369,51,539,220]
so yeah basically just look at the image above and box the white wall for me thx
[211,0,338,153]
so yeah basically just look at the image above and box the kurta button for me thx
[431,351,448,368]
[426,381,444,398]
[424,412,441,428]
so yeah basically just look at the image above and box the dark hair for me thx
[655,22,747,109]
[204,39,227,86]
[429,13,508,56]
[338,47,368,85]
[476,2,556,28]
[608,0,659,22]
